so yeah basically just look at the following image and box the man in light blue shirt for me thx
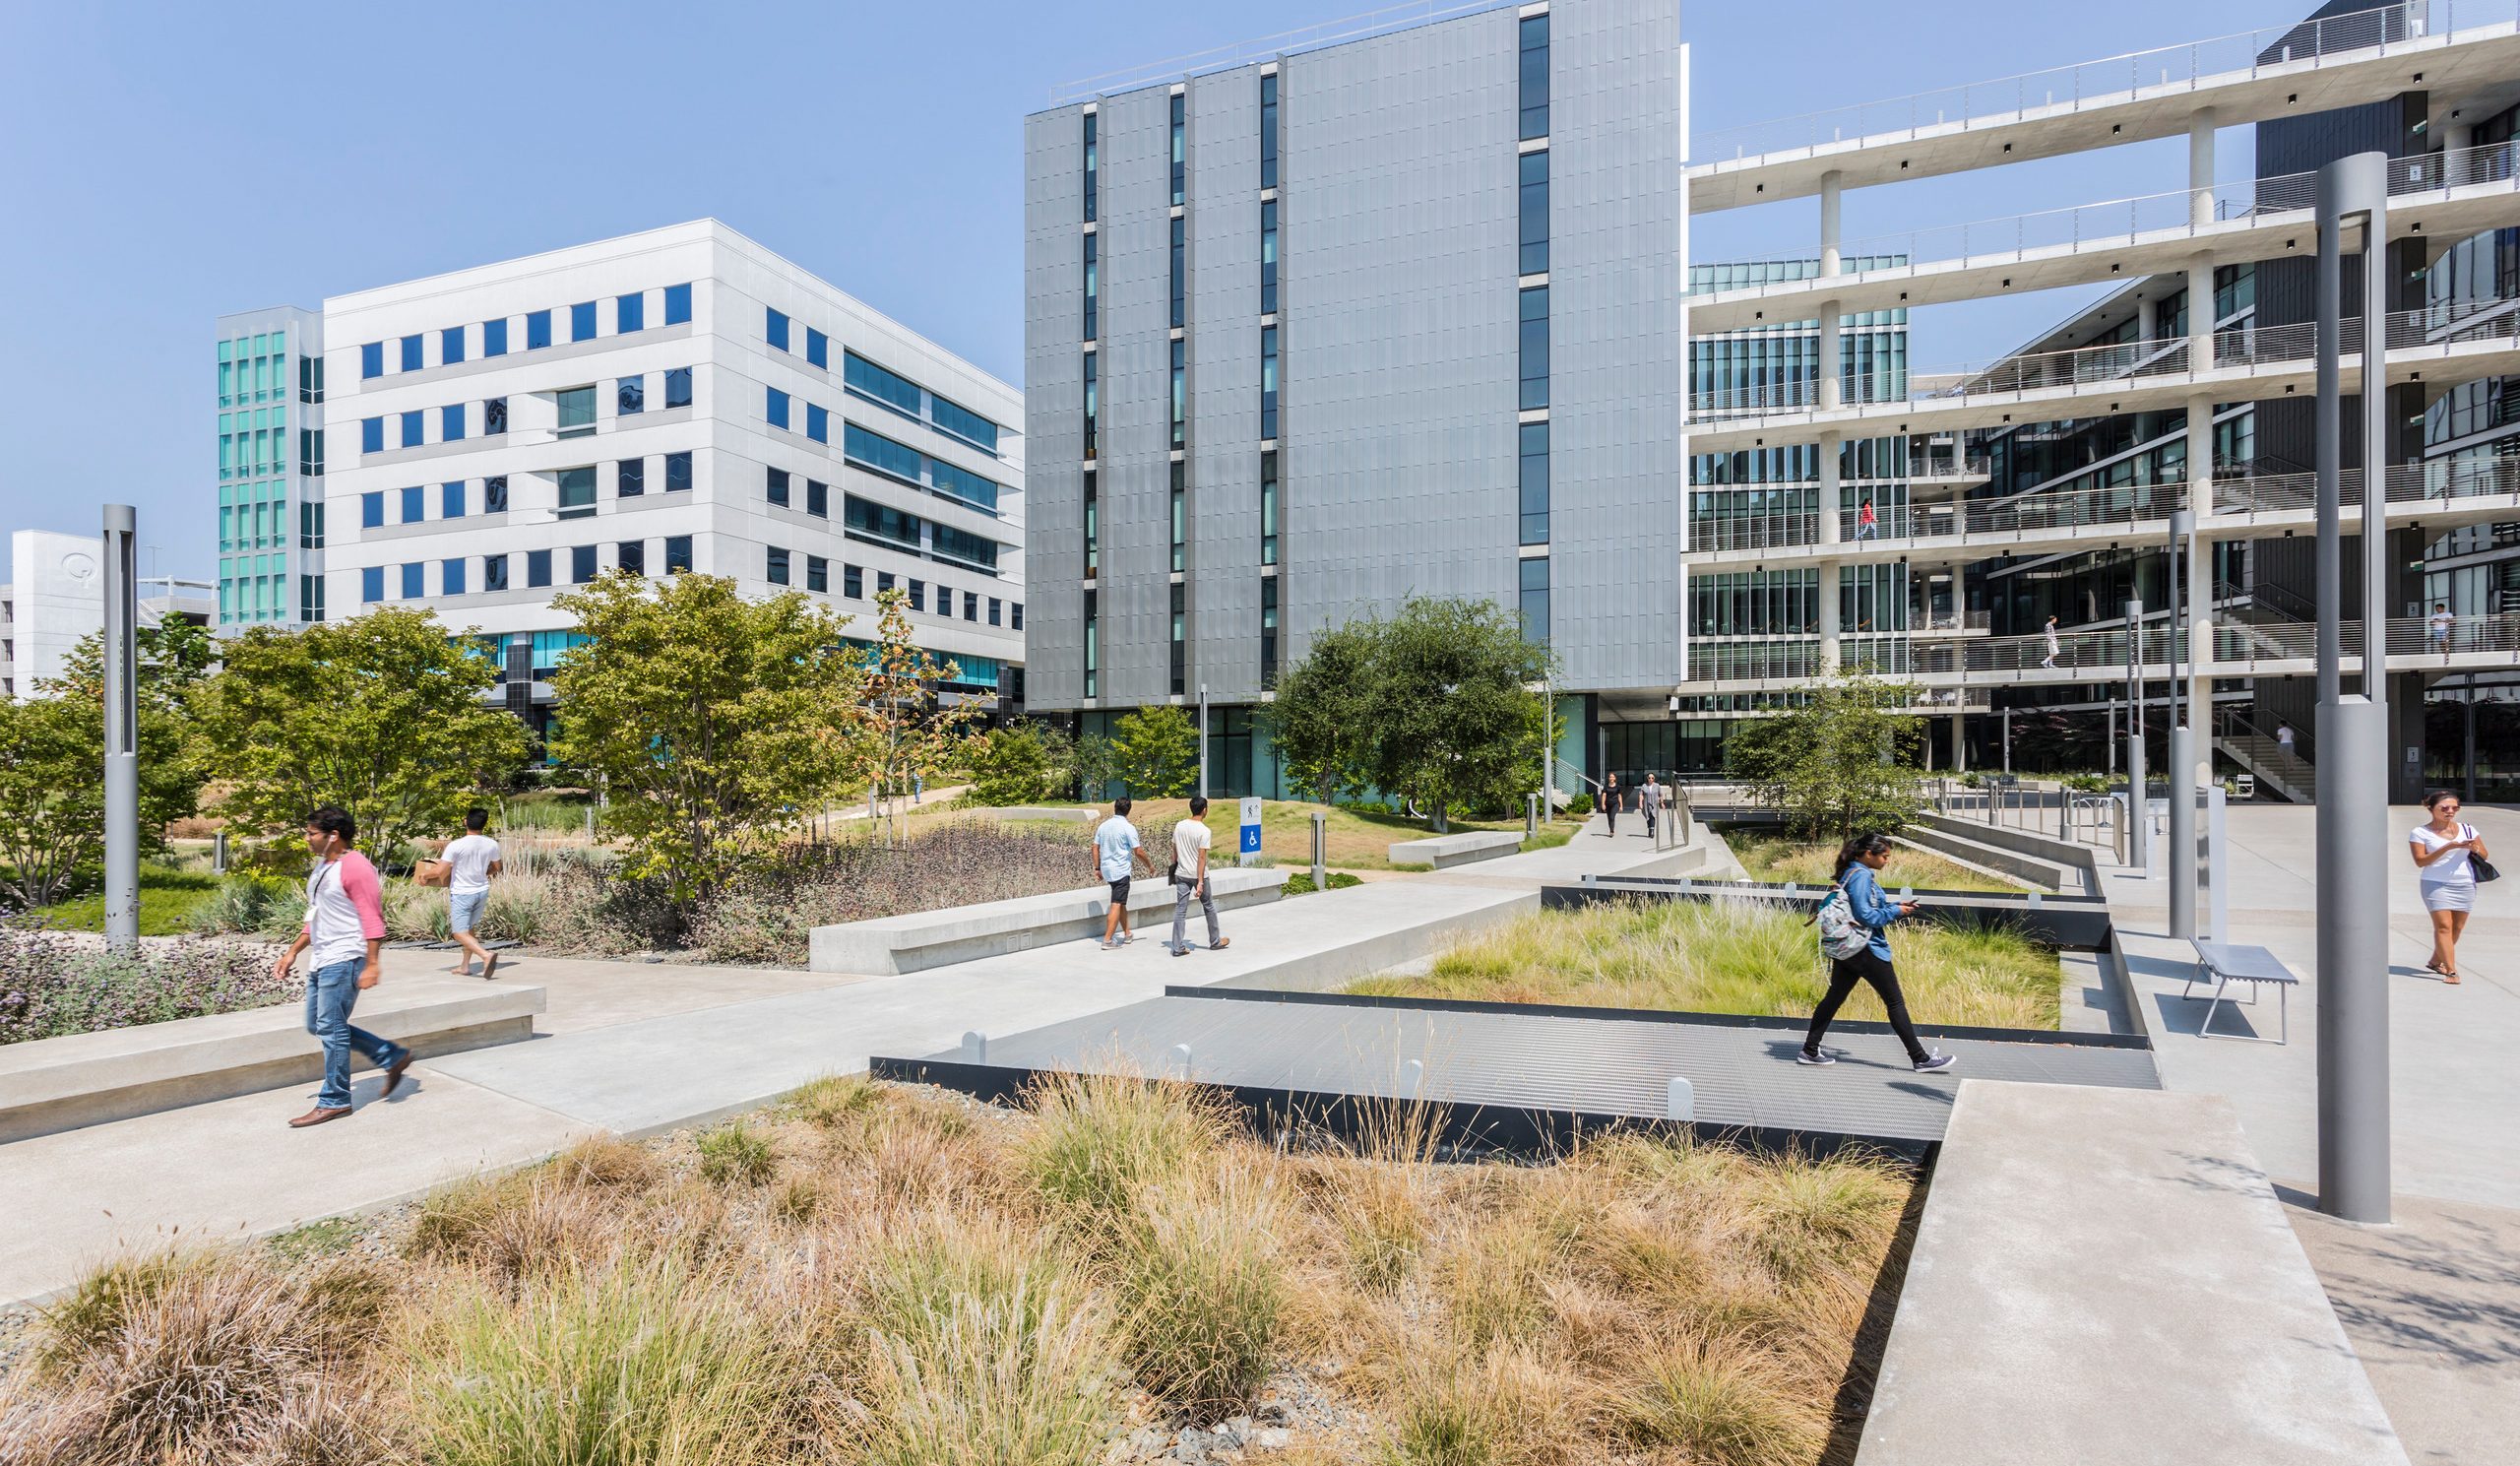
[1094,797,1153,949]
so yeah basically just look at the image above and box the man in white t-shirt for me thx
[1167,797,1229,956]
[1093,797,1153,949]
[442,807,504,980]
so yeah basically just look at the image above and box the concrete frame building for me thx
[214,305,325,630]
[4,529,212,701]
[1022,0,1686,796]
[236,221,1025,737]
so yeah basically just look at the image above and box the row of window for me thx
[358,368,696,456]
[842,491,1004,575]
[217,334,322,410]
[358,284,693,379]
[765,387,1007,514]
[360,538,699,603]
[762,546,1023,628]
[765,306,1006,458]
[1517,41,1550,642]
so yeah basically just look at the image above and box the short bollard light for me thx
[962,1031,987,1062]
[1403,1058,1424,1097]
[1168,1043,1193,1078]
[1666,1077,1695,1123]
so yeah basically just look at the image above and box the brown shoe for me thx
[288,1106,352,1128]
[381,1052,415,1099]
[480,953,499,982]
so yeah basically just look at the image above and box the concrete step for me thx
[1900,820,2075,893]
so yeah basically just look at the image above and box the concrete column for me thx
[1818,170,1844,413]
[2188,108,2217,229]
[1819,169,1843,277]
[1817,430,1843,673]
[2185,395,2216,716]
[1950,712,1967,774]
[2137,295,2159,345]
[1819,305,1843,412]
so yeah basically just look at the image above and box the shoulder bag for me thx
[2466,825,2500,884]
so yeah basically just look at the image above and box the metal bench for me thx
[2183,939,2298,1045]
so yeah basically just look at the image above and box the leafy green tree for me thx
[1726,672,1929,840]
[854,587,987,845]
[968,723,1052,806]
[547,572,866,914]
[1072,732,1119,801]
[201,607,532,864]
[1111,705,1201,798]
[1266,621,1378,804]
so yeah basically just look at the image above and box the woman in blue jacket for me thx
[1800,833,1958,1073]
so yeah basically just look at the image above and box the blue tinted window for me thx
[528,549,552,588]
[618,458,645,496]
[441,326,466,365]
[806,403,828,443]
[400,411,424,448]
[444,480,468,518]
[616,291,645,333]
[766,388,789,429]
[558,467,596,512]
[360,417,384,454]
[806,478,828,517]
[766,308,788,351]
[1518,14,1549,141]
[360,342,383,379]
[844,422,923,485]
[618,376,644,414]
[1520,557,1548,644]
[361,566,384,603]
[400,335,423,371]
[933,524,1000,572]
[401,562,424,599]
[1519,421,1549,546]
[767,467,790,506]
[767,545,790,585]
[1519,286,1549,411]
[527,310,552,350]
[1519,151,1549,276]
[930,395,1000,454]
[442,558,467,596]
[360,490,384,528]
[484,476,508,512]
[482,319,508,356]
[570,300,597,342]
[443,403,468,441]
[845,492,923,547]
[484,397,508,434]
[400,485,424,523]
[664,451,692,491]
[483,554,508,592]
[663,282,691,324]
[930,458,1000,512]
[1169,93,1185,206]
[806,327,828,368]
[664,366,692,409]
[844,351,921,417]
[1260,74,1279,190]
[571,544,597,584]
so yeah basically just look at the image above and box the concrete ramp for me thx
[1859,1081,2406,1465]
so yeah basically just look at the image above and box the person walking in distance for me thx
[1799,833,1957,1073]
[2276,723,2296,759]
[1855,496,1878,541]
[2041,614,2061,669]
[1602,773,1621,836]
[273,807,412,1127]
[442,807,503,980]
[2410,790,2489,985]
[1166,796,1231,957]
[2429,602,2456,656]
[1639,775,1664,842]
[1093,797,1154,950]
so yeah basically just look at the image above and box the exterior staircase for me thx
[2214,712,2314,804]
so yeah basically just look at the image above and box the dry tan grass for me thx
[0,1082,1914,1466]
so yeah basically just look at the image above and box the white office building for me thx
[4,529,213,701]
[244,220,1025,734]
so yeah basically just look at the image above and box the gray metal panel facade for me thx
[1098,87,1174,707]
[1023,109,1086,701]
[1546,0,1686,690]
[1188,71,1265,700]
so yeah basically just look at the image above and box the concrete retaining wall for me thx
[1388,831,1522,868]
[809,867,1289,975]
[1204,888,1542,993]
[1901,821,2069,891]
[988,806,1097,825]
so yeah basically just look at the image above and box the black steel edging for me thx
[867,1053,1929,1161]
[1592,874,2107,906]
[1158,984,2153,1052]
[1541,880,2114,951]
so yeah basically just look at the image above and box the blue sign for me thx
[1240,823,1263,854]
[1237,796,1264,860]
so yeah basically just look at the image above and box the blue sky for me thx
[0,0,2300,577]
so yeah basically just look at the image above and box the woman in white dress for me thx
[2409,790,2489,985]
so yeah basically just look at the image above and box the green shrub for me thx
[696,1121,778,1188]
[1020,1072,1227,1220]
[1110,1164,1285,1412]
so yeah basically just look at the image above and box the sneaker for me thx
[1170,944,1192,957]
[1100,937,1121,950]
[1796,1049,1836,1066]
[1913,1052,1958,1073]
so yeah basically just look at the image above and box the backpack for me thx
[1813,884,1871,961]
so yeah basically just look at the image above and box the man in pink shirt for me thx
[271,806,410,1128]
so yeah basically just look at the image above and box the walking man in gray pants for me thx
[1167,797,1230,956]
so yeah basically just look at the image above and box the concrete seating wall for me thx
[1387,831,1523,869]
[809,867,1290,976]
[0,979,544,1144]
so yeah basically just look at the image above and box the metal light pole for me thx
[2169,508,2198,939]
[2125,599,2149,873]
[101,505,141,950]
[1197,683,1210,799]
[2314,152,2391,1225]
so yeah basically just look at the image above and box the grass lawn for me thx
[1724,831,2028,894]
[31,862,223,936]
[1352,895,2061,1030]
[1002,797,1575,871]
[0,1074,1914,1464]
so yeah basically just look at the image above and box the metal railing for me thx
[1697,0,2480,165]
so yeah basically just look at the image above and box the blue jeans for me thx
[304,959,406,1110]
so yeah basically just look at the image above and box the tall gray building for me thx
[1023,0,1685,795]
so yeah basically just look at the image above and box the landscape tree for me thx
[1268,596,1550,829]
[547,572,867,915]
[1726,672,1930,840]
[967,722,1053,805]
[200,607,531,864]
[852,586,987,844]
[1111,704,1201,798]
[1072,731,1119,802]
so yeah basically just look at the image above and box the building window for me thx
[443,558,468,596]
[361,566,384,603]
[988,596,1002,626]
[1083,467,1099,579]
[1520,556,1549,645]
[361,416,383,454]
[1520,422,1549,545]
[1012,602,1023,631]
[1169,582,1187,696]
[909,578,926,612]
[766,467,789,507]
[1519,13,1549,141]
[401,562,424,599]
[1519,285,1549,411]
[1261,576,1280,689]
[1261,450,1279,565]
[484,554,509,592]
[1169,215,1186,329]
[665,535,693,572]
[300,500,326,549]
[1083,589,1099,699]
[443,480,468,518]
[766,545,792,584]
[483,318,509,356]
[400,484,425,524]
[617,291,645,334]
[664,282,692,325]
[766,308,789,351]
[484,397,508,434]
[1170,339,1186,450]
[664,366,693,409]
[1083,111,1099,223]
[806,478,829,517]
[360,491,384,529]
[1083,352,1100,459]
[400,335,423,372]
[559,466,597,516]
[527,309,552,350]
[964,591,978,621]
[400,411,424,448]
[442,404,468,441]
[1083,232,1099,340]
[665,451,692,491]
[806,554,829,593]
[360,342,383,379]
[845,564,864,599]
[806,327,828,368]
[618,376,645,415]
[1260,326,1280,440]
[485,475,509,513]
[1170,460,1186,572]
[1260,72,1279,190]
[619,458,645,497]
[1519,150,1549,276]
[767,387,789,429]
[442,326,467,365]
[806,403,829,443]
[300,426,326,477]
[1169,92,1186,206]
[620,540,646,576]
[571,544,598,584]
[299,355,325,405]
[570,300,598,342]
[1261,198,1278,314]
[557,386,596,434]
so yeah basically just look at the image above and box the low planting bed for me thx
[0,1073,1918,1466]
[0,925,287,1048]
[1723,832,2025,894]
